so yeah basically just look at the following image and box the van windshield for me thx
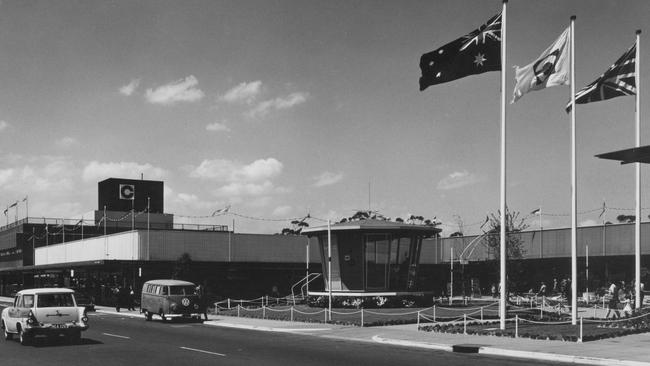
[169,286,196,296]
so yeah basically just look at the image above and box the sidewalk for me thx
[3,297,649,365]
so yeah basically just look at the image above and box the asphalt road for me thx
[1,307,572,366]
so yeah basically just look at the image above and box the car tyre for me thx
[145,311,153,321]
[159,312,166,322]
[19,327,31,346]
[2,321,12,340]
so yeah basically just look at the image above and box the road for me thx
[1,307,572,366]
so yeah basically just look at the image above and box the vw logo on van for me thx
[181,298,190,307]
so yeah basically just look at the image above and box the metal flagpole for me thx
[499,0,508,331]
[450,247,454,306]
[570,15,577,325]
[25,196,28,221]
[327,220,332,322]
[634,29,641,309]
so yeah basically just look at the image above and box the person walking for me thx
[605,282,620,319]
[195,284,209,321]
[128,286,136,311]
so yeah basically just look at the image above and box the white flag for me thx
[512,27,571,103]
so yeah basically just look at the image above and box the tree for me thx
[279,218,310,235]
[173,252,193,281]
[617,214,635,223]
[483,207,528,260]
[449,231,464,237]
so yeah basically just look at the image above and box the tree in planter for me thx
[173,252,193,281]
[482,207,529,294]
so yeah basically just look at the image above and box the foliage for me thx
[617,214,635,223]
[172,252,192,281]
[279,217,310,235]
[483,207,528,260]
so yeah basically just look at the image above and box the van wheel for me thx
[159,312,166,322]
[19,327,31,346]
[144,311,152,321]
[2,321,12,340]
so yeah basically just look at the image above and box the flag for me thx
[22,196,28,202]
[566,44,636,112]
[212,205,231,216]
[3,208,7,215]
[530,208,541,215]
[419,12,501,91]
[512,27,571,103]
[599,202,606,218]
[479,215,490,230]
[8,201,18,208]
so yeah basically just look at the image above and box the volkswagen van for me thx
[140,280,204,321]
[1,288,89,345]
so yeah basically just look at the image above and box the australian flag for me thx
[566,43,636,112]
[419,13,501,91]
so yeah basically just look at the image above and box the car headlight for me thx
[170,303,177,312]
[81,316,88,323]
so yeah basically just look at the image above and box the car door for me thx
[5,295,31,333]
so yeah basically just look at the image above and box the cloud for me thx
[82,161,168,182]
[55,137,79,149]
[212,181,276,197]
[190,158,283,183]
[0,120,9,132]
[220,81,262,104]
[272,205,293,217]
[119,78,141,96]
[436,170,483,190]
[246,92,308,118]
[145,75,204,105]
[206,121,231,132]
[0,168,14,186]
[313,171,343,187]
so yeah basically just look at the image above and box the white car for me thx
[1,288,89,345]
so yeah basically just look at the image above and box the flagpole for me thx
[570,15,577,325]
[635,29,641,309]
[499,0,508,331]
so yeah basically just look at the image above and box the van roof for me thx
[143,279,196,286]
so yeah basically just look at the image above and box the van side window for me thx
[155,285,161,295]
[162,286,168,295]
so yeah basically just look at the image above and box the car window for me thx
[16,296,23,307]
[23,295,34,308]
[37,293,75,308]
[169,286,196,295]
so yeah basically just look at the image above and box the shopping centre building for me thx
[1,177,648,304]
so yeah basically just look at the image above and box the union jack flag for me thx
[566,44,636,112]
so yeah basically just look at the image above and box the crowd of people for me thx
[605,281,645,319]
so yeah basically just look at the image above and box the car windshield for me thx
[37,293,75,308]
[169,286,196,296]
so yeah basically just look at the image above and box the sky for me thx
[0,0,649,235]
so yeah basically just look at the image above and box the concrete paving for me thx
[2,296,650,365]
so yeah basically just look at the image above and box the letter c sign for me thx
[119,184,135,200]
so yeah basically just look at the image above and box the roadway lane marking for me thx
[180,346,226,357]
[102,333,131,339]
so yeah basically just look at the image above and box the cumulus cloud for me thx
[206,121,231,132]
[220,81,262,104]
[119,78,141,96]
[436,170,483,190]
[0,120,9,132]
[272,205,293,217]
[0,168,14,186]
[82,161,168,182]
[313,171,343,187]
[246,92,308,118]
[145,75,204,105]
[55,137,79,149]
[190,158,283,183]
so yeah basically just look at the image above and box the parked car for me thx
[1,288,89,345]
[140,279,205,321]
[73,292,96,313]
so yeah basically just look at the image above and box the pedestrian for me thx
[491,283,497,299]
[128,286,136,311]
[552,278,558,294]
[113,286,122,312]
[196,284,208,321]
[537,282,547,297]
[605,282,620,319]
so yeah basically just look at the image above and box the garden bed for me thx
[419,308,650,342]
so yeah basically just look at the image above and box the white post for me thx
[586,244,589,293]
[327,220,332,322]
[579,317,583,343]
[463,314,467,334]
[433,305,436,322]
[291,306,294,322]
[570,15,578,325]
[515,315,519,338]
[361,308,364,327]
[147,197,150,260]
[499,0,508,331]
[635,29,642,310]
[450,247,454,306]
